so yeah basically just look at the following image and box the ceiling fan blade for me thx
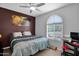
[35,8,41,12]
[36,3,45,7]
[19,6,29,8]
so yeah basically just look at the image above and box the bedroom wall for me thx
[0,7,35,47]
[36,3,79,37]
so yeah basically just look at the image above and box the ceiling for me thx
[0,3,70,17]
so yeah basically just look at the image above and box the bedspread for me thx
[11,37,50,56]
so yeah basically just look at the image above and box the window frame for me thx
[46,15,63,38]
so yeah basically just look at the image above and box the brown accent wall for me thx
[0,7,35,47]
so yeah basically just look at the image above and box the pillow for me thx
[13,32,22,37]
[22,31,32,36]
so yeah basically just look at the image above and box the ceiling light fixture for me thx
[30,7,36,11]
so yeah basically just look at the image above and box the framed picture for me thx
[12,15,30,26]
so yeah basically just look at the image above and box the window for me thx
[47,15,63,38]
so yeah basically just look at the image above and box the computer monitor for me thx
[70,32,79,40]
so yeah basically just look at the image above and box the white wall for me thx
[36,4,79,36]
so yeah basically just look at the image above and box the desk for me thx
[64,40,79,56]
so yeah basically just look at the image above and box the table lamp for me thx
[0,34,2,38]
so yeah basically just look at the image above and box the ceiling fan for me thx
[20,3,45,13]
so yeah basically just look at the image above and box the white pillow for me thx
[13,32,22,37]
[23,31,32,36]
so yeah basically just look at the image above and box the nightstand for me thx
[3,46,11,56]
[0,34,3,56]
[0,42,3,56]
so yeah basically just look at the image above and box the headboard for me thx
[0,7,35,47]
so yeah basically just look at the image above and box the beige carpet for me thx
[34,48,61,56]
[3,48,61,56]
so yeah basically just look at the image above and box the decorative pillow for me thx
[22,31,32,36]
[13,32,22,37]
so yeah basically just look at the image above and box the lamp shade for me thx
[0,34,2,38]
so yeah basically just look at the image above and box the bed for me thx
[10,31,50,56]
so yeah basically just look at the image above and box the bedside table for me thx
[3,46,11,56]
[0,42,3,56]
